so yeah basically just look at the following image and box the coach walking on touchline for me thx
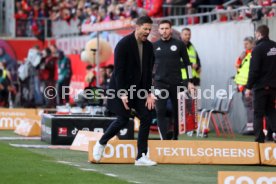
[93,16,157,166]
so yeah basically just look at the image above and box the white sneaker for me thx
[134,153,157,166]
[273,132,276,143]
[93,141,105,163]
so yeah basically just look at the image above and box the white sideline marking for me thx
[57,161,72,164]
[80,168,97,172]
[0,137,40,140]
[10,144,49,148]
[57,161,80,167]
[105,173,118,177]
[129,181,142,184]
[9,144,70,149]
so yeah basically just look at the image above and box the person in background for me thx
[99,67,108,89]
[234,36,255,135]
[49,44,59,83]
[136,0,163,17]
[268,0,276,17]
[105,64,114,89]
[39,47,57,108]
[0,47,18,82]
[153,20,194,140]
[181,27,201,86]
[85,65,96,88]
[245,25,276,143]
[57,50,72,106]
[0,62,12,107]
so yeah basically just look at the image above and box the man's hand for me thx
[120,95,130,110]
[239,51,246,60]
[245,89,251,98]
[145,93,156,110]
[0,84,4,90]
[192,63,198,69]
[235,63,240,69]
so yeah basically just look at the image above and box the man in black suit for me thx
[93,16,157,166]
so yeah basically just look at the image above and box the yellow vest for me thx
[234,52,251,86]
[181,44,200,80]
[0,69,7,83]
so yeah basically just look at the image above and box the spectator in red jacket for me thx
[137,0,163,17]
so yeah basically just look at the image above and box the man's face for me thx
[181,30,191,43]
[255,31,261,40]
[158,23,172,40]
[136,23,152,42]
[244,40,253,50]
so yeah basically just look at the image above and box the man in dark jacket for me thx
[153,20,194,140]
[0,66,11,107]
[93,16,156,166]
[57,50,72,105]
[245,25,276,143]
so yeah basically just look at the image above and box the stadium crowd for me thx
[13,0,276,37]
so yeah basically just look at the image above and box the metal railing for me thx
[162,3,243,17]
[155,6,276,26]
[162,4,187,16]
[5,5,276,38]
[162,4,218,17]
[13,18,81,39]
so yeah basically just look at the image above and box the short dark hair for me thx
[244,36,254,43]
[158,20,172,27]
[105,64,114,71]
[256,25,269,37]
[182,27,191,32]
[136,16,153,25]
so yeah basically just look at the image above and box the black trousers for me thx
[155,83,182,140]
[253,88,276,142]
[0,89,9,107]
[57,79,70,105]
[100,98,152,160]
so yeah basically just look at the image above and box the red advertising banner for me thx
[1,39,55,61]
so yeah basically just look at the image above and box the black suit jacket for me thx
[107,32,154,117]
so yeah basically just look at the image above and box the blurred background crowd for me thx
[13,0,276,37]
[0,44,113,108]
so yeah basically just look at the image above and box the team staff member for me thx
[153,20,194,140]
[57,50,72,105]
[0,63,11,107]
[181,28,201,86]
[234,36,254,135]
[245,25,276,143]
[93,16,157,166]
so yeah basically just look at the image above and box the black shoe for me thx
[166,131,173,140]
[265,136,273,142]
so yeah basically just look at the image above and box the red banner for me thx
[1,39,55,61]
